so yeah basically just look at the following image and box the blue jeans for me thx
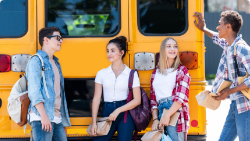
[31,121,67,141]
[219,101,250,141]
[93,100,135,141]
[158,97,180,141]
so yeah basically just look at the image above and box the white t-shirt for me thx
[153,68,177,103]
[95,64,140,102]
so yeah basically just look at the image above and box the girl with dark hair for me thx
[90,36,141,141]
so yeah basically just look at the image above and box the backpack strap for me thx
[25,54,50,99]
[233,41,246,56]
[124,70,137,123]
[233,41,246,78]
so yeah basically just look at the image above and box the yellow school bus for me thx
[0,0,206,140]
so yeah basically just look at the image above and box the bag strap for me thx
[124,70,137,123]
[25,54,50,99]
[233,41,246,78]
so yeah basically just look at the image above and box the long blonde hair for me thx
[158,37,181,75]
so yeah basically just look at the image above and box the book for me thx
[160,109,180,126]
[216,80,232,94]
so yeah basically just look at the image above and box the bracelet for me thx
[153,118,159,121]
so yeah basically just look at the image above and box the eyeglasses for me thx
[47,35,63,41]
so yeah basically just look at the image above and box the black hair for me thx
[108,36,127,59]
[39,26,61,47]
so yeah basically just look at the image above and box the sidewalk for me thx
[205,85,239,141]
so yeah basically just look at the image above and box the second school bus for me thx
[0,0,206,140]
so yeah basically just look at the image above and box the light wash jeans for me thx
[158,97,185,141]
[31,121,67,141]
[219,101,250,141]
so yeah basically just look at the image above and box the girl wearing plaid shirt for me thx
[150,37,191,141]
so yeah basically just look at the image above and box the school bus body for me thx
[0,0,206,140]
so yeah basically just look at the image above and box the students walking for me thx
[26,27,71,141]
[194,11,250,141]
[89,36,141,141]
[150,37,191,141]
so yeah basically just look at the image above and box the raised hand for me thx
[193,12,206,31]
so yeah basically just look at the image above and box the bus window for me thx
[46,0,120,36]
[138,0,187,35]
[0,0,27,37]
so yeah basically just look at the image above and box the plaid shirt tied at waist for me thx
[150,64,191,133]
[212,34,250,114]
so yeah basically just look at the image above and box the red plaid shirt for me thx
[150,64,191,133]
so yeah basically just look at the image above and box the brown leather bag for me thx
[17,93,30,127]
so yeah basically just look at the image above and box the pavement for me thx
[205,85,239,141]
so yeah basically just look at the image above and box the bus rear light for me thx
[179,52,198,70]
[0,55,11,72]
[11,54,31,72]
[191,120,198,127]
[156,52,198,70]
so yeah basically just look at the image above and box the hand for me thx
[109,109,120,121]
[159,114,170,129]
[212,88,233,101]
[41,115,52,132]
[151,120,160,131]
[193,12,206,31]
[90,123,98,137]
[63,127,67,135]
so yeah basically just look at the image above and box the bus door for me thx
[37,0,129,137]
[0,0,37,138]
[129,0,207,137]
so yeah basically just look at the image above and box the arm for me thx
[193,12,217,38]
[109,87,141,121]
[150,70,160,130]
[159,102,182,128]
[213,44,250,100]
[109,71,141,121]
[193,12,228,49]
[27,57,51,132]
[151,109,159,131]
[90,83,102,136]
[35,103,52,132]
[160,67,190,127]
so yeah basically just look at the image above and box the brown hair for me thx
[221,11,243,33]
[158,37,181,75]
[39,27,61,47]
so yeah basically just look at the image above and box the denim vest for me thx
[26,50,71,127]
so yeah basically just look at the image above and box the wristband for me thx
[153,118,159,121]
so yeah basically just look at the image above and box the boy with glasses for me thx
[26,26,71,141]
[194,11,250,141]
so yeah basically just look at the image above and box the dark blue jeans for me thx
[93,100,135,141]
